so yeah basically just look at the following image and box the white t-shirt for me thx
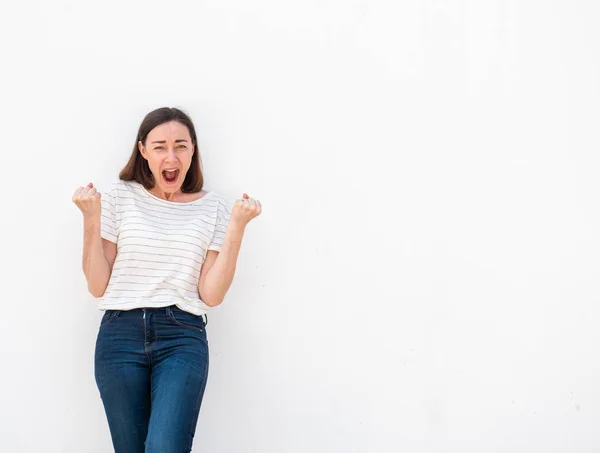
[98,180,231,316]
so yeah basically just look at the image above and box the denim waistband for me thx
[107,305,208,326]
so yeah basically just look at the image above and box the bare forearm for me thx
[82,217,111,297]
[201,222,246,306]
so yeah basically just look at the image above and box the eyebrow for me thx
[151,139,189,144]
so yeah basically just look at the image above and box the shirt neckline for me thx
[137,183,213,206]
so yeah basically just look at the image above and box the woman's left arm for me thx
[198,195,262,307]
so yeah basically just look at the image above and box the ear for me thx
[138,141,148,160]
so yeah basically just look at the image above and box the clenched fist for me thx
[73,183,102,219]
[231,193,262,226]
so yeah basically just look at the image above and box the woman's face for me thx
[139,121,194,195]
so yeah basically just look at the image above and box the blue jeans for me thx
[94,306,209,453]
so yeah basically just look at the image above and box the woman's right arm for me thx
[74,183,117,298]
[82,218,116,297]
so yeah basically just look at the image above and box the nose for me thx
[165,147,178,162]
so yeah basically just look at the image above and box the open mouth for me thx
[161,169,180,185]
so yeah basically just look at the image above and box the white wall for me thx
[1,1,599,452]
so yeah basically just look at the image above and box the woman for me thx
[72,107,261,453]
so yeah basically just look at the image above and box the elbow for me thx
[199,284,225,307]
[87,284,106,298]
[204,298,223,308]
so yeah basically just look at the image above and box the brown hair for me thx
[119,107,204,193]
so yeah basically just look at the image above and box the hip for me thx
[96,305,208,355]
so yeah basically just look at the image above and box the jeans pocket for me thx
[168,306,205,332]
[100,310,120,327]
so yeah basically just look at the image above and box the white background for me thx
[1,1,599,452]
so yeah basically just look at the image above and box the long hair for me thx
[119,107,204,193]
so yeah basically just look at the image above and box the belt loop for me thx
[203,314,208,326]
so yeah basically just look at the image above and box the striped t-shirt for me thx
[98,180,231,316]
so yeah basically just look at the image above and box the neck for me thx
[150,186,182,201]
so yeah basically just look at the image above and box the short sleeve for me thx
[208,197,232,252]
[100,185,119,243]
